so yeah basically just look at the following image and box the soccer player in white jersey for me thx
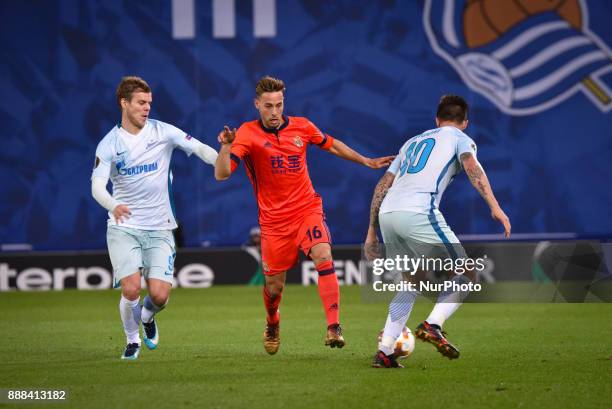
[366,95,511,368]
[91,76,218,360]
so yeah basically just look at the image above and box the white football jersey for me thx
[380,126,477,215]
[92,119,201,230]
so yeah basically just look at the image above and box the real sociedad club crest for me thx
[423,0,612,115]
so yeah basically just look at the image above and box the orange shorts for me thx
[260,212,332,275]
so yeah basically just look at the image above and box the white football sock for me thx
[425,302,461,328]
[119,295,141,345]
[426,275,469,327]
[380,290,417,356]
[141,295,165,324]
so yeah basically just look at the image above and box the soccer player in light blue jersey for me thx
[91,76,218,360]
[366,95,511,368]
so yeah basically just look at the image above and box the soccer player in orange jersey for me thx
[215,76,394,354]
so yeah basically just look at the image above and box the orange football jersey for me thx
[230,116,334,228]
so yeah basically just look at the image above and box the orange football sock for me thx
[316,260,340,326]
[263,286,282,325]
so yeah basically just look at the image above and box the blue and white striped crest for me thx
[423,0,612,115]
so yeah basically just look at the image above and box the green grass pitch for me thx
[1,285,610,409]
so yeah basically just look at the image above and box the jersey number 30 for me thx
[399,138,435,176]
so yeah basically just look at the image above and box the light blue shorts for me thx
[379,210,466,260]
[107,225,176,287]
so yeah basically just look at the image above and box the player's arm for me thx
[191,140,218,165]
[460,152,511,238]
[214,126,237,181]
[91,146,131,224]
[91,177,118,212]
[167,125,218,165]
[366,171,395,240]
[364,155,400,260]
[91,177,131,224]
[328,138,395,169]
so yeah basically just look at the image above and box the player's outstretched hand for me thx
[113,204,131,225]
[491,206,511,238]
[364,155,395,169]
[217,126,236,145]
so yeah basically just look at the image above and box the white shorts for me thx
[379,210,466,260]
[106,225,176,288]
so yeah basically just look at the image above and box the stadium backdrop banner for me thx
[3,242,609,292]
[1,1,611,250]
[0,244,529,291]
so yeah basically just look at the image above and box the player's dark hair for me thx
[255,76,286,97]
[436,94,468,123]
[116,76,151,108]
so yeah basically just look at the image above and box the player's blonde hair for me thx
[255,76,285,97]
[116,76,151,108]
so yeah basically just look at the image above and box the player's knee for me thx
[120,273,141,300]
[121,284,140,301]
[150,292,169,307]
[311,247,332,264]
[266,281,284,298]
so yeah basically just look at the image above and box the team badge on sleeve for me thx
[185,134,192,140]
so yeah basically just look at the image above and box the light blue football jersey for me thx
[379,126,477,215]
[91,119,200,230]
